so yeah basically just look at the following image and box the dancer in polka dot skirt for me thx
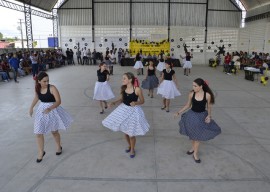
[141,60,159,98]
[102,72,149,158]
[174,78,221,163]
[29,72,73,163]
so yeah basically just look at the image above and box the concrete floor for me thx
[0,64,270,192]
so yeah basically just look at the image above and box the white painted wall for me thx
[238,19,270,53]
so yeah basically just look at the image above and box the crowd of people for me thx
[222,51,270,75]
[1,47,182,83]
[0,49,67,82]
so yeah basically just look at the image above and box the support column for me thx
[129,0,132,41]
[52,9,59,48]
[24,3,33,49]
[18,19,24,49]
[204,0,209,65]
[168,0,171,41]
[204,0,208,44]
[92,0,95,44]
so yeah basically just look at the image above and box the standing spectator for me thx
[76,49,82,65]
[9,54,20,83]
[100,52,104,62]
[109,50,116,64]
[224,52,231,73]
[92,49,97,65]
[30,52,39,80]
[118,48,122,64]
[70,49,75,65]
[87,49,92,65]
[65,48,71,64]
[82,48,87,65]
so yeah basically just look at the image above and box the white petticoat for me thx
[183,61,192,69]
[34,102,73,134]
[156,62,165,72]
[133,61,144,69]
[93,81,115,100]
[157,80,181,99]
[102,103,150,136]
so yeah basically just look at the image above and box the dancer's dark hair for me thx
[35,72,48,94]
[194,78,215,104]
[121,72,135,96]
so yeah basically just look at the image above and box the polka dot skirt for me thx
[102,103,150,136]
[34,102,73,134]
[179,110,221,141]
[141,75,159,90]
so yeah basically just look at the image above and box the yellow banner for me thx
[129,39,170,56]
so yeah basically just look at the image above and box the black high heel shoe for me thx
[130,151,136,158]
[56,146,62,155]
[125,147,131,153]
[193,155,201,163]
[36,151,46,163]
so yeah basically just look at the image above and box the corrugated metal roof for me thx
[240,0,270,10]
[14,0,59,12]
[14,0,270,12]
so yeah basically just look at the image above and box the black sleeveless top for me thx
[123,87,139,106]
[135,56,141,61]
[38,84,56,103]
[148,67,155,76]
[186,55,191,61]
[163,69,175,80]
[97,69,108,82]
[191,91,207,112]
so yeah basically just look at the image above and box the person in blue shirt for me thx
[9,54,20,83]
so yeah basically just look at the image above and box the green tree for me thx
[0,32,3,40]
[4,37,16,42]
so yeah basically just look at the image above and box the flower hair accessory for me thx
[134,77,140,87]
[204,80,209,86]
